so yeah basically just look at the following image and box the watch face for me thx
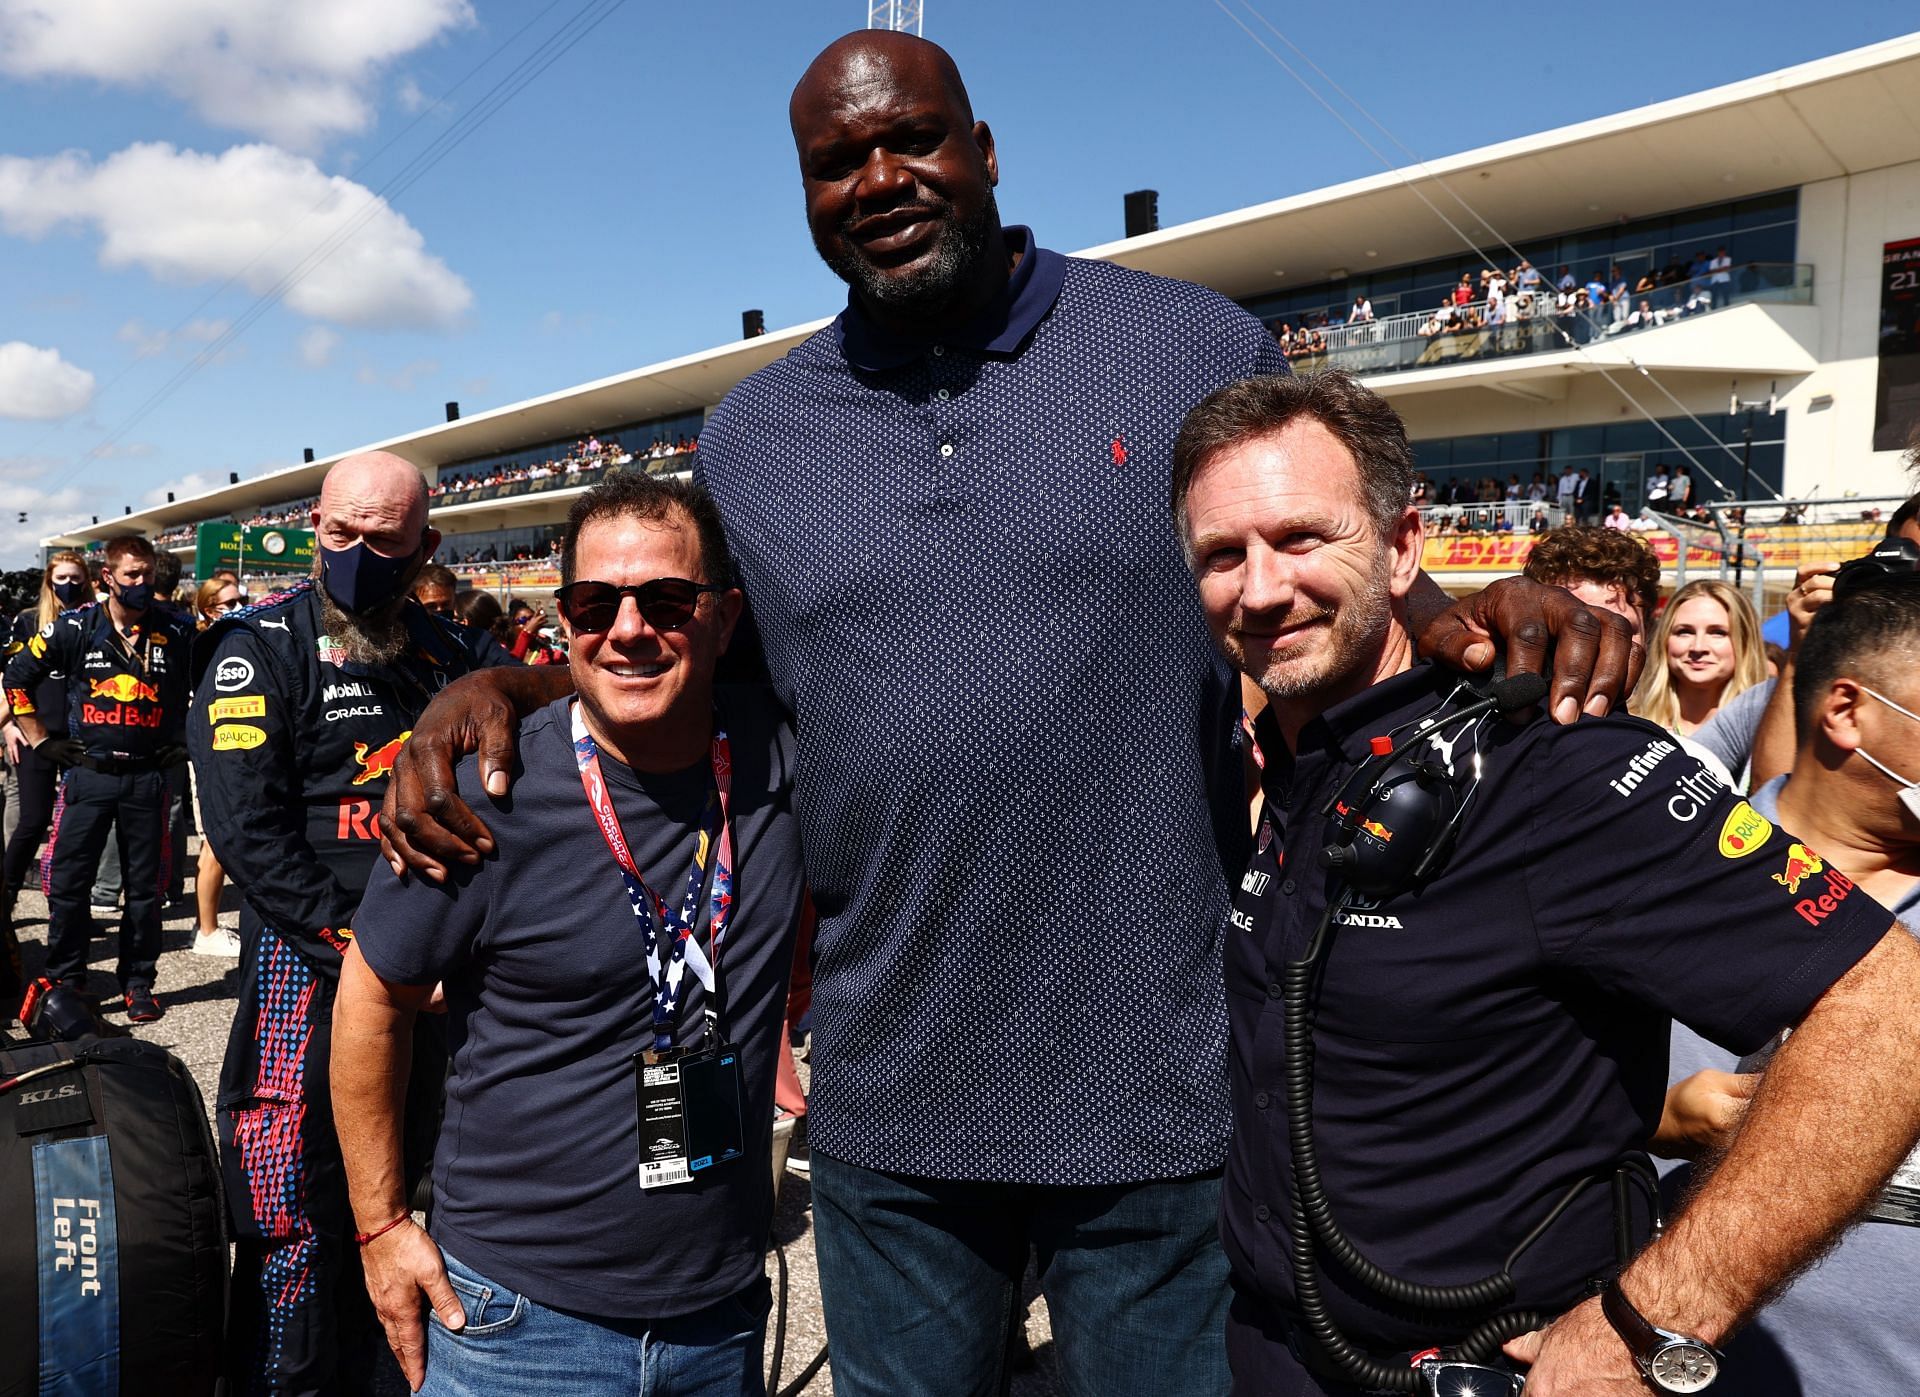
[1650,1343,1719,1393]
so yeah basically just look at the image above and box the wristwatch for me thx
[1600,1279,1723,1393]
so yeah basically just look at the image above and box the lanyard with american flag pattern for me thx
[570,700,735,1054]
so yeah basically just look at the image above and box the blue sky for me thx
[0,0,1911,566]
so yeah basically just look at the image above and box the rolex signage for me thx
[194,522,317,577]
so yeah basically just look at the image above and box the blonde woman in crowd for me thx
[1633,578,1769,737]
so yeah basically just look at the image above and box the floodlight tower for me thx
[867,0,923,36]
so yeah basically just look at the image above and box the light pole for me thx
[1728,385,1777,589]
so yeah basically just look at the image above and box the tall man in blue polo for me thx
[5,533,190,1023]
[335,474,806,1394]
[377,31,1636,1396]
[1174,370,1920,1395]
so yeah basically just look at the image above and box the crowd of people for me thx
[4,31,1916,1397]
[430,434,696,500]
[1272,247,1743,366]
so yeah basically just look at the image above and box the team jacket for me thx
[4,602,193,757]
[187,580,516,974]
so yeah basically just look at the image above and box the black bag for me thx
[0,1035,226,1396]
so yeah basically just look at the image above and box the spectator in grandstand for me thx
[1669,464,1694,508]
[1516,258,1541,292]
[413,564,459,618]
[1555,263,1576,292]
[379,32,1639,1397]
[1570,467,1595,524]
[1604,502,1632,530]
[1655,575,1920,1396]
[1527,472,1549,503]
[1348,294,1373,324]
[335,474,801,1394]
[1452,274,1472,307]
[1634,578,1768,739]
[1647,465,1672,508]
[188,577,244,959]
[1709,245,1733,302]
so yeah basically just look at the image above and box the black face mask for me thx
[51,580,86,608]
[319,539,421,615]
[114,581,154,615]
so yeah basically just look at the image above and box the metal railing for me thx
[1418,502,1567,534]
[1654,494,1903,612]
[1272,263,1812,379]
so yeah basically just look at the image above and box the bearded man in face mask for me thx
[188,451,516,1397]
[5,534,192,1022]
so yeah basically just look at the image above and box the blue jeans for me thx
[420,1250,770,1396]
[811,1153,1230,1397]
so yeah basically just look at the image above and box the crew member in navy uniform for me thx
[5,534,191,1023]
[1174,372,1920,1396]
[189,451,515,1397]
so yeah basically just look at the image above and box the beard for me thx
[316,580,414,668]
[1233,557,1396,706]
[815,189,1000,316]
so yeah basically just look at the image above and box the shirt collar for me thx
[1256,663,1466,776]
[834,226,1067,372]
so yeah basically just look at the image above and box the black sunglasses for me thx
[554,578,725,633]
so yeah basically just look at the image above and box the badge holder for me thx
[636,1011,746,1190]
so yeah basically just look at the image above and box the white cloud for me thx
[0,341,94,419]
[0,459,87,567]
[356,356,440,391]
[142,470,230,508]
[297,325,342,369]
[0,0,474,151]
[397,76,433,115]
[117,316,232,359]
[0,143,473,330]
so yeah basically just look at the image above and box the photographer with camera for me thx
[1176,372,1920,1396]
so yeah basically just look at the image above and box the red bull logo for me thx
[89,675,160,704]
[351,731,412,786]
[1358,818,1394,844]
[1772,842,1825,894]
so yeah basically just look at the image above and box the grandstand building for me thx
[46,34,1920,592]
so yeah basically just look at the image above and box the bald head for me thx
[313,451,436,561]
[788,31,1003,328]
[789,30,973,138]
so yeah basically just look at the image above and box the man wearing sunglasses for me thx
[334,473,806,1394]
[187,451,519,1397]
[376,31,1638,1395]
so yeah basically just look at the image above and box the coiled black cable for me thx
[1279,899,1543,1390]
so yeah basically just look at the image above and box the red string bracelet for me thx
[354,1212,412,1247]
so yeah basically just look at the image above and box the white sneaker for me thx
[191,927,242,958]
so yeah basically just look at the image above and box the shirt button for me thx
[939,443,954,458]
[936,387,951,400]
[1281,878,1296,895]
[1255,1204,1272,1222]
[1267,981,1283,1000]
[932,345,945,356]
[1254,1090,1271,1110]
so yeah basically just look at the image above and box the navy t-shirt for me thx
[1224,664,1892,1355]
[355,688,805,1319]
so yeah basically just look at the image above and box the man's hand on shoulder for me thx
[379,666,572,882]
[1503,1296,1647,1395]
[1412,575,1643,724]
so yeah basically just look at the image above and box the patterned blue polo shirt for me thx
[697,228,1289,1184]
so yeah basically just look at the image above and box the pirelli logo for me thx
[206,695,265,723]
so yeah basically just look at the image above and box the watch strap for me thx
[1601,1279,1662,1364]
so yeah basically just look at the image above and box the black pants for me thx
[44,765,168,989]
[3,738,60,893]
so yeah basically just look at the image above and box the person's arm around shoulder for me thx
[1410,573,1644,724]
[333,942,465,1389]
[1509,923,1920,1391]
[1750,565,1835,785]
[378,666,574,881]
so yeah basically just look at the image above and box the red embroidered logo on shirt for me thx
[1111,435,1128,466]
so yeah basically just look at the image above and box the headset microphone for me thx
[1318,670,1547,898]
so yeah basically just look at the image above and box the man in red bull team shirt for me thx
[188,452,516,1397]
[4,534,191,1022]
